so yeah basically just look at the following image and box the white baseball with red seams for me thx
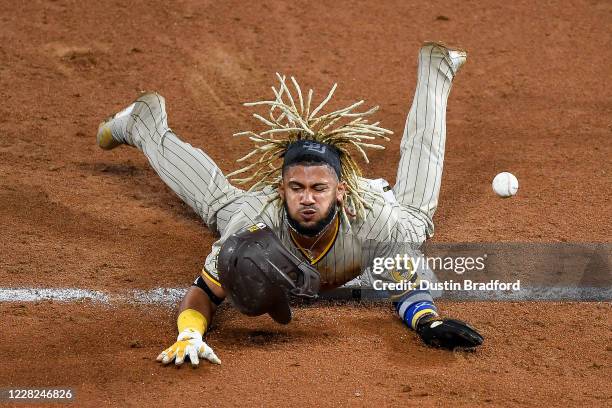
[492,172,519,197]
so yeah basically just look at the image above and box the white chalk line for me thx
[0,286,610,305]
[0,287,186,306]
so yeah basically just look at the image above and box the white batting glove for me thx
[156,328,221,367]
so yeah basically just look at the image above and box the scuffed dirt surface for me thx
[0,0,610,406]
[0,302,610,407]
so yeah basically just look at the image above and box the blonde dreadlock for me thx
[227,73,393,221]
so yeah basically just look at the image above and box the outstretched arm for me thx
[394,284,484,350]
[179,273,226,328]
[156,273,226,367]
[362,243,484,350]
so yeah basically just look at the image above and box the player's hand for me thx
[156,328,221,366]
[416,315,484,350]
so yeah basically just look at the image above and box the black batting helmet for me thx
[217,223,320,324]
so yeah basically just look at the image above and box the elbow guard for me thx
[193,275,224,307]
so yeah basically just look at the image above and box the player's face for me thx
[279,165,346,232]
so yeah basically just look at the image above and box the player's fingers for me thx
[174,344,187,366]
[156,345,175,362]
[199,344,221,365]
[188,346,199,367]
[161,345,178,365]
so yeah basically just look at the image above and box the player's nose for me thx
[300,191,316,205]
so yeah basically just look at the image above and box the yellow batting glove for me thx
[156,309,221,367]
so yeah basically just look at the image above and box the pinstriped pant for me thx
[122,46,457,236]
[393,45,457,226]
[122,92,245,235]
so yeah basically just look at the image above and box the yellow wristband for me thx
[411,309,438,330]
[177,308,208,334]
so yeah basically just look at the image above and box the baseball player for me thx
[96,42,483,367]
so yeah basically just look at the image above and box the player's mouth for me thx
[299,208,317,221]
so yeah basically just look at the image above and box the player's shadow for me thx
[89,162,145,176]
[215,325,334,349]
[221,328,294,347]
[211,304,335,348]
[83,160,202,223]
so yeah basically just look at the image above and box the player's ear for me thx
[336,180,347,204]
[278,179,286,200]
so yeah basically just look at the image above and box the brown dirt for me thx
[0,301,610,407]
[0,0,610,406]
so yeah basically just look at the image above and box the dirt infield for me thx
[1,301,610,407]
[0,0,610,406]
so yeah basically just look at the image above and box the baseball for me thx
[492,172,519,197]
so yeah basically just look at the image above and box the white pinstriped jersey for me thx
[202,179,431,290]
[109,44,458,293]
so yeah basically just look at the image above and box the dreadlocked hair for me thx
[226,73,393,221]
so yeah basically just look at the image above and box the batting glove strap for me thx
[416,316,484,349]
